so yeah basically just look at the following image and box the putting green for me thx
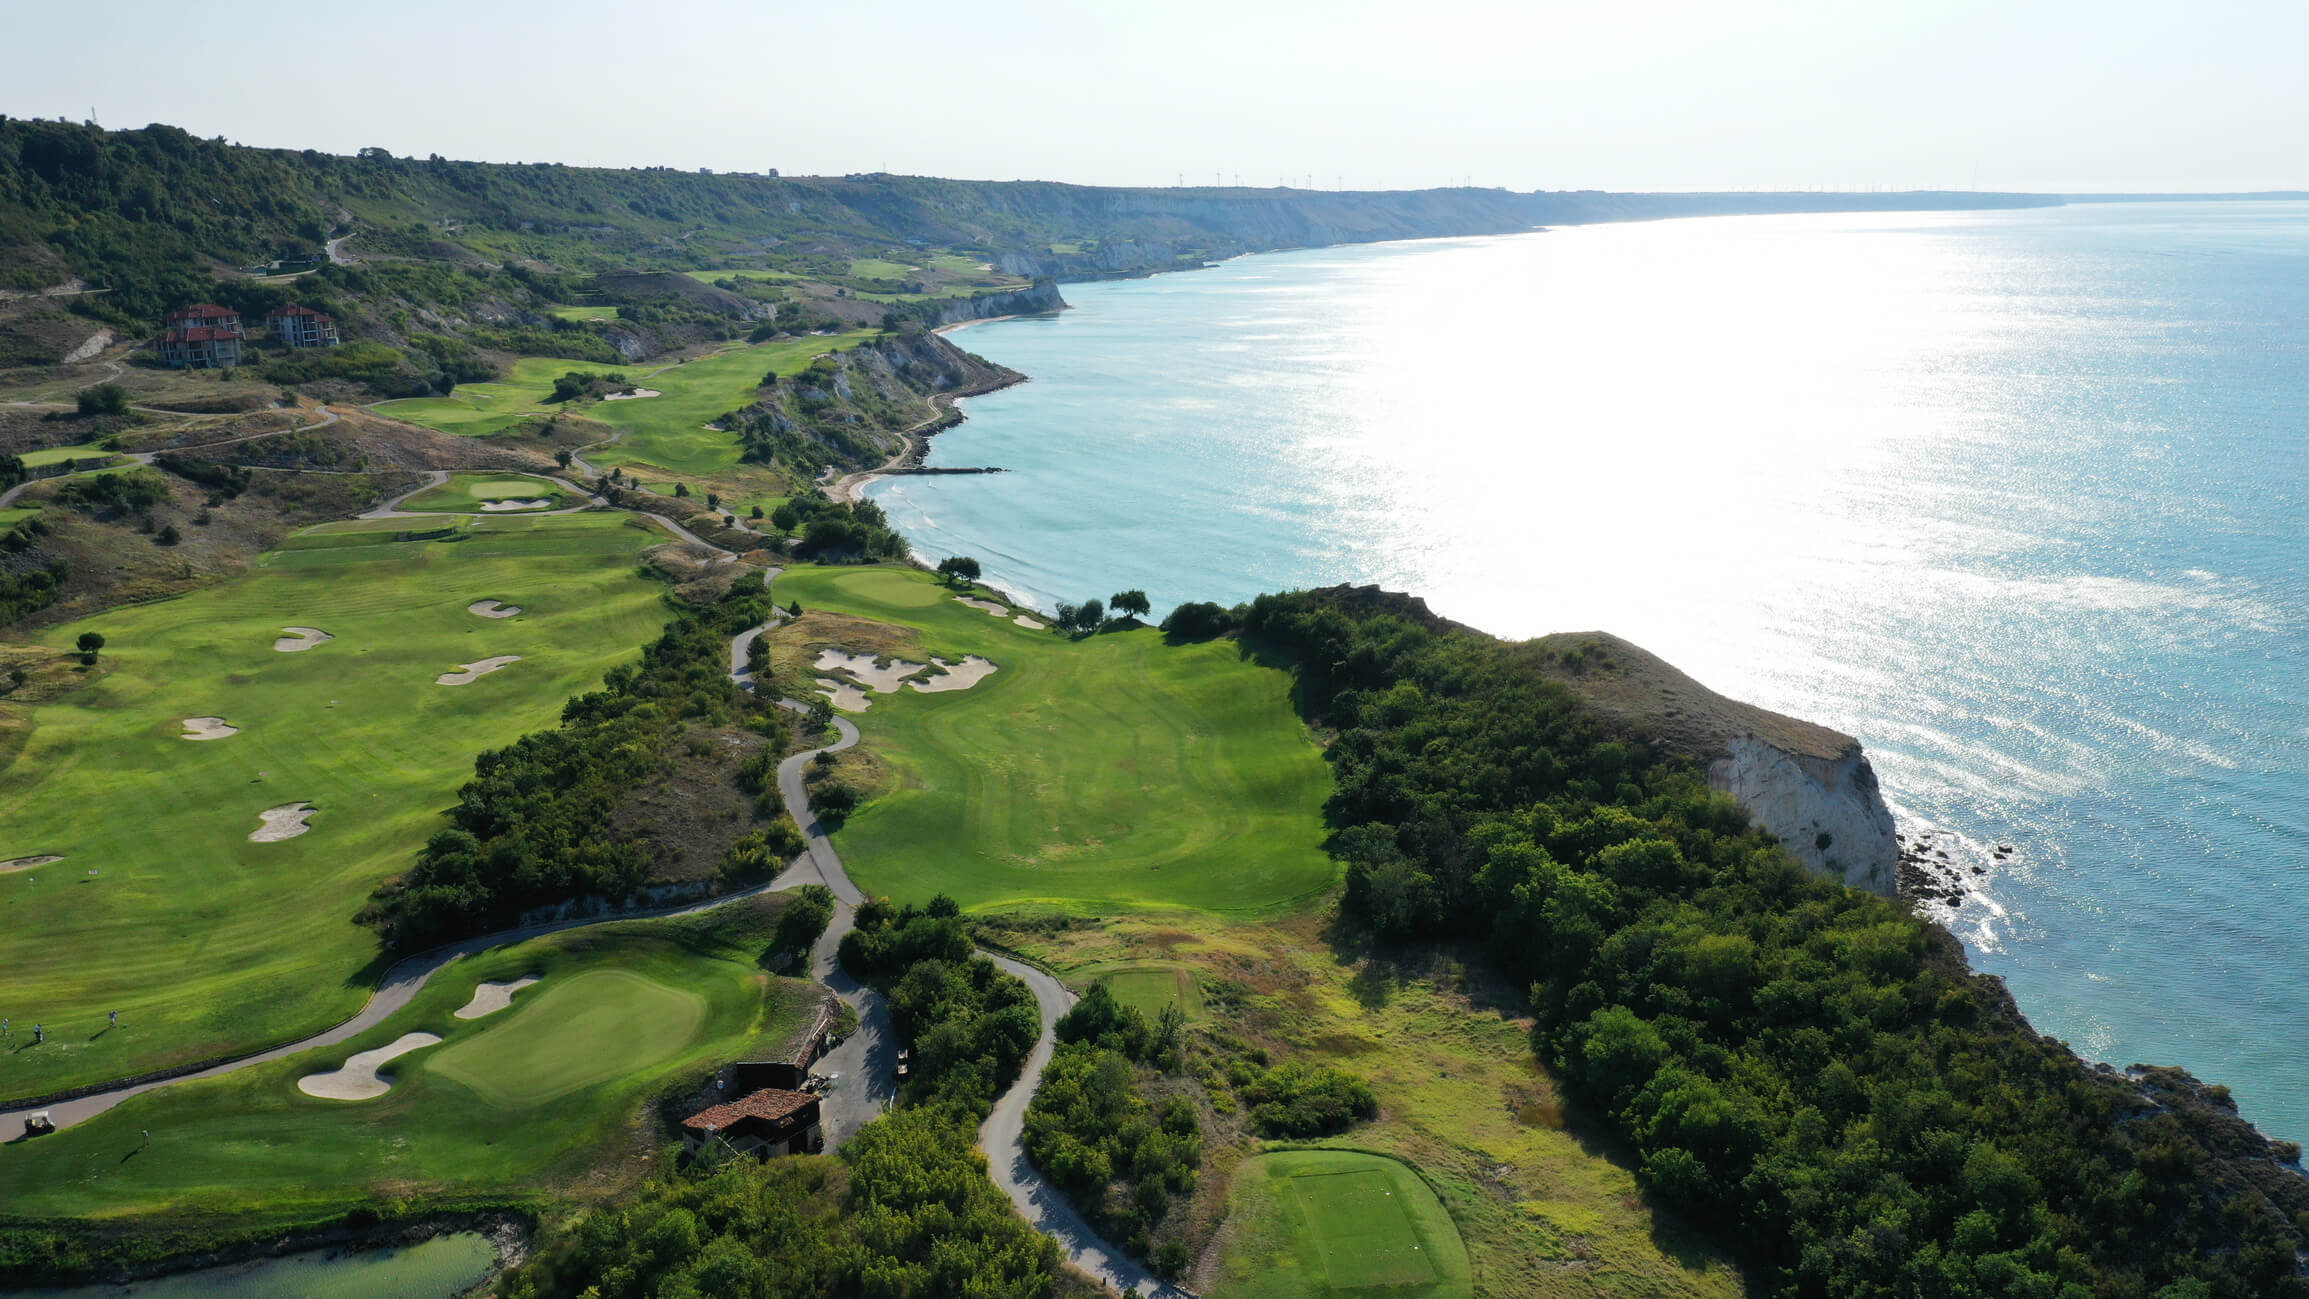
[1210,1150,1472,1299]
[1084,961,1205,1022]
[0,512,667,1099]
[427,969,707,1107]
[400,472,566,514]
[0,900,821,1222]
[770,565,1335,915]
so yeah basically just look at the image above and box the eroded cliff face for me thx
[1707,736,1899,895]
[923,279,1065,328]
[1530,631,1901,897]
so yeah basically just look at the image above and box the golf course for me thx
[766,564,1337,915]
[0,898,821,1221]
[397,473,568,514]
[1206,1150,1472,1299]
[375,333,878,482]
[0,511,670,1099]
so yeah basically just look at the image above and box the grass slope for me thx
[0,898,820,1222]
[0,511,668,1099]
[985,914,1745,1298]
[375,336,878,487]
[582,334,875,480]
[767,565,1335,915]
[1210,1150,1471,1299]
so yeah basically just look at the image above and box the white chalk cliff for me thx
[1707,736,1899,895]
[1533,631,1901,897]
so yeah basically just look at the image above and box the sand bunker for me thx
[454,975,541,1020]
[274,626,333,652]
[468,600,522,618]
[437,655,522,685]
[250,802,316,842]
[815,677,873,712]
[479,498,553,512]
[1015,615,1046,630]
[601,387,662,400]
[954,596,1008,616]
[297,1032,443,1101]
[909,655,999,693]
[0,855,61,874]
[813,648,928,693]
[181,716,238,740]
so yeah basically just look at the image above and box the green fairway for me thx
[400,472,567,513]
[20,443,126,469]
[428,969,707,1107]
[767,565,1335,915]
[0,900,821,1222]
[1209,1151,1472,1299]
[583,334,876,479]
[847,257,918,280]
[379,338,875,482]
[1084,962,1206,1022]
[0,512,671,1099]
[0,505,39,530]
[684,269,800,285]
[549,305,619,321]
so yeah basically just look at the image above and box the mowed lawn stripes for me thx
[0,513,667,1101]
[768,565,1336,915]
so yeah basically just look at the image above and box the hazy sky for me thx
[9,0,2303,192]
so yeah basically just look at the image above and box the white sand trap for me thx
[1015,615,1046,630]
[601,387,661,400]
[815,676,872,712]
[1,855,61,874]
[250,802,316,842]
[454,975,541,1020]
[813,648,928,693]
[181,716,238,740]
[437,655,522,685]
[954,595,1008,616]
[274,626,333,652]
[910,655,999,693]
[468,599,522,618]
[297,1032,442,1101]
[479,498,554,512]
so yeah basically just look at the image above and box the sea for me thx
[866,202,2309,1141]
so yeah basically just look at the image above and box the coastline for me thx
[826,371,1024,507]
[837,232,2309,1165]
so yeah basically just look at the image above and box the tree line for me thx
[1238,587,2309,1298]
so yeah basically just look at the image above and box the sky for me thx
[7,0,2305,193]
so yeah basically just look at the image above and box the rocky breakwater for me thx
[1533,631,1899,895]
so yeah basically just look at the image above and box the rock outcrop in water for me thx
[1531,631,1900,895]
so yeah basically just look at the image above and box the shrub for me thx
[1239,1060,1377,1137]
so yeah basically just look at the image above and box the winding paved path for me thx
[754,686,1184,1295]
[7,476,1171,1291]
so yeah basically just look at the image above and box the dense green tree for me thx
[937,555,982,585]
[1109,589,1151,619]
[1240,587,2309,1298]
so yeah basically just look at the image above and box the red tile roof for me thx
[680,1087,816,1133]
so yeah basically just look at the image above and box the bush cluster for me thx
[363,585,772,949]
[1243,588,2309,1298]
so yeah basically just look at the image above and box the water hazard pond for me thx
[27,1231,496,1298]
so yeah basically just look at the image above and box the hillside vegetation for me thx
[1235,586,2309,1299]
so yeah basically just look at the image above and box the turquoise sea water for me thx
[869,203,2309,1139]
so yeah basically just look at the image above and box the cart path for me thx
[757,683,1185,1295]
